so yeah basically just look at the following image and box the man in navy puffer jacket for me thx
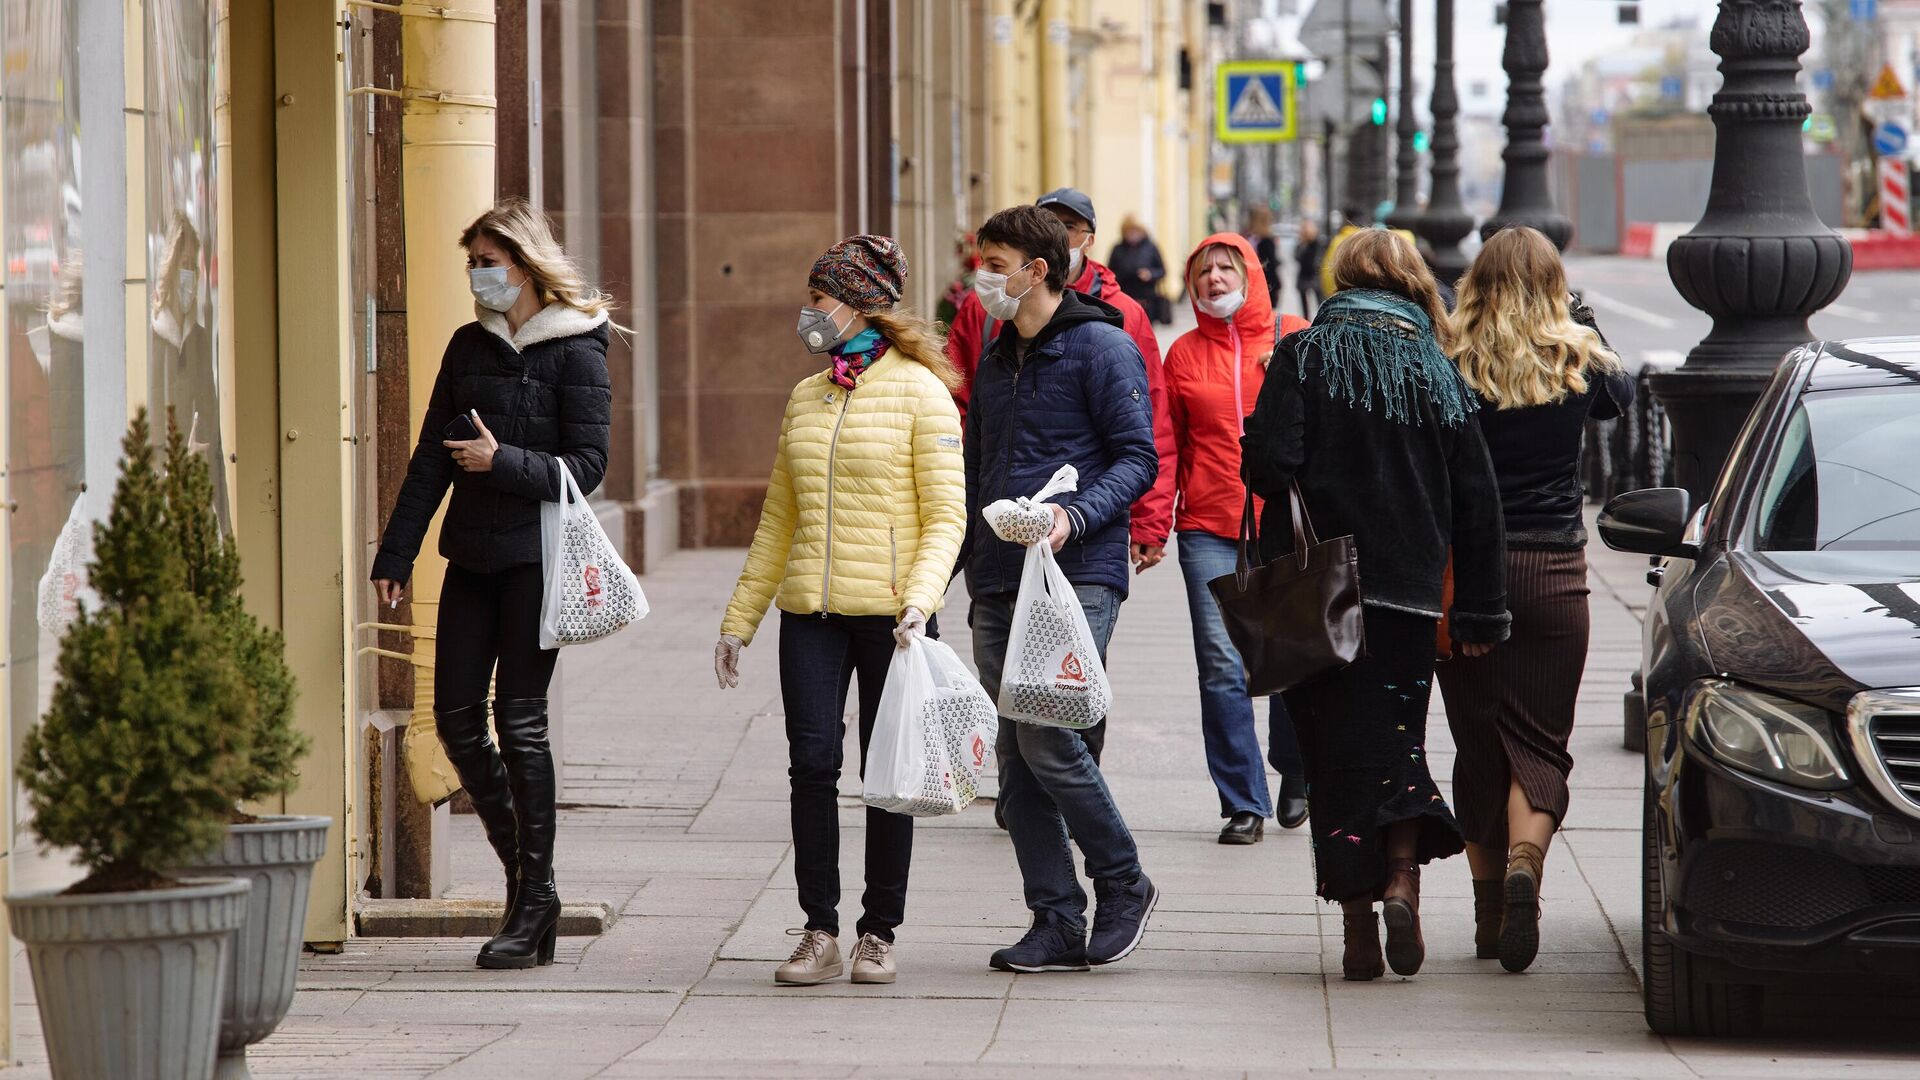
[963,205,1160,975]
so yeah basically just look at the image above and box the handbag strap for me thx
[1287,479,1322,567]
[1235,485,1265,583]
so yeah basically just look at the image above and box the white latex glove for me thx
[714,635,743,689]
[894,607,927,649]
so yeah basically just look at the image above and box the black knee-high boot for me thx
[479,696,561,969]
[434,703,519,919]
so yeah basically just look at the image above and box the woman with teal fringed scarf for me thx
[1241,229,1511,983]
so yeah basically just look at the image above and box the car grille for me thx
[1863,866,1920,906]
[1847,689,1920,821]
[1683,844,1920,928]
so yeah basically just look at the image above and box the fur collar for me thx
[477,302,608,352]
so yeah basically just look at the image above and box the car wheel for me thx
[1641,772,1763,1036]
[1624,678,1647,754]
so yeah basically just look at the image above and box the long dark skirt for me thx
[1436,547,1590,848]
[1283,606,1464,902]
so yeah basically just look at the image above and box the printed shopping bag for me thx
[998,542,1112,729]
[539,458,648,649]
[864,637,998,817]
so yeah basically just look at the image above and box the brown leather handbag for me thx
[1208,481,1364,695]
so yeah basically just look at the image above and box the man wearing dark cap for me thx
[946,188,1178,763]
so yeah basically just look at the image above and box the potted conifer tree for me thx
[9,410,255,1080]
[163,417,325,1080]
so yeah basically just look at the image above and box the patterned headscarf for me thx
[809,235,907,314]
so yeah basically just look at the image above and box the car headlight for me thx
[1685,679,1850,790]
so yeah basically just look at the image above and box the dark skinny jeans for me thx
[779,611,914,942]
[434,561,559,708]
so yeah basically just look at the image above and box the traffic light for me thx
[1413,130,1430,152]
[1370,97,1388,125]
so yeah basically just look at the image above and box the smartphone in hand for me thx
[444,412,481,442]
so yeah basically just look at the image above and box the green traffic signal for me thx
[1413,130,1430,152]
[1370,98,1388,125]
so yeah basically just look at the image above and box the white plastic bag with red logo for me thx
[864,636,998,817]
[999,515,1112,730]
[538,458,647,649]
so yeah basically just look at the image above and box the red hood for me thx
[1076,256,1121,301]
[1185,232,1274,349]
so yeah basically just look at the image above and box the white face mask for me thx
[470,265,523,312]
[1195,289,1246,321]
[974,260,1037,322]
[1067,239,1088,281]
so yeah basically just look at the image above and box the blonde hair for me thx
[1186,241,1248,296]
[1330,229,1453,351]
[867,307,962,392]
[459,199,615,317]
[1450,227,1619,409]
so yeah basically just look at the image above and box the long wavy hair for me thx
[459,199,616,318]
[867,307,961,392]
[1450,226,1619,409]
[1329,229,1453,350]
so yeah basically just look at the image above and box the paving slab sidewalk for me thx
[10,528,1920,1078]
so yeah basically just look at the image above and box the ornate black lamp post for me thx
[1413,0,1473,278]
[1480,0,1570,247]
[1384,0,1422,231]
[1655,0,1849,500]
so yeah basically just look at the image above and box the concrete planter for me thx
[177,816,330,1080]
[9,876,252,1080]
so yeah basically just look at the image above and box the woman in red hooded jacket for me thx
[1164,233,1311,845]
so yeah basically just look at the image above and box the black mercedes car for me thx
[1600,338,1920,1037]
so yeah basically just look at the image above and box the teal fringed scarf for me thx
[1292,288,1476,428]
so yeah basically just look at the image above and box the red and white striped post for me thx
[1883,156,1911,235]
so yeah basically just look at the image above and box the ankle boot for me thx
[479,697,561,970]
[1500,841,1546,973]
[1275,774,1309,830]
[1340,902,1384,981]
[1381,858,1425,977]
[435,703,520,923]
[1472,879,1504,960]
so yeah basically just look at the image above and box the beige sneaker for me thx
[774,928,842,985]
[850,933,896,985]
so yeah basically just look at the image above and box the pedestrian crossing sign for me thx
[1217,61,1298,143]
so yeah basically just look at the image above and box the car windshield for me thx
[1750,386,1920,552]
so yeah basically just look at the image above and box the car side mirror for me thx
[1598,488,1698,558]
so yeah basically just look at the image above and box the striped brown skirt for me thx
[1436,546,1591,848]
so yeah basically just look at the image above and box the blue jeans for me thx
[1175,531,1305,818]
[972,584,1140,933]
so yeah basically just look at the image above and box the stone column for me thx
[1653,0,1850,500]
[1413,0,1472,278]
[1479,0,1570,247]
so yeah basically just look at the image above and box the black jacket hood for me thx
[989,289,1126,360]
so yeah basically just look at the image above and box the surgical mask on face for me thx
[1195,288,1246,321]
[1067,239,1087,281]
[973,260,1036,322]
[796,302,850,354]
[469,266,522,312]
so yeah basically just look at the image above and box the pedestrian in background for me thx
[1241,229,1508,982]
[1108,215,1170,324]
[1439,226,1632,973]
[947,187,1178,763]
[1293,218,1324,318]
[962,205,1161,974]
[1162,232,1312,845]
[715,235,966,987]
[1245,207,1282,312]
[372,199,614,970]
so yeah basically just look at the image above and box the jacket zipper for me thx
[1229,323,1245,436]
[998,352,1026,587]
[820,386,854,613]
[889,526,898,597]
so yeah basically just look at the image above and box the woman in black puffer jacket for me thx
[372,199,612,971]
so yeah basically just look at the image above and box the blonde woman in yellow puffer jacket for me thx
[714,236,965,988]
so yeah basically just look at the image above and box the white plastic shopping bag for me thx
[538,458,648,649]
[36,496,97,636]
[864,637,999,817]
[991,465,1111,729]
[982,464,1078,545]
